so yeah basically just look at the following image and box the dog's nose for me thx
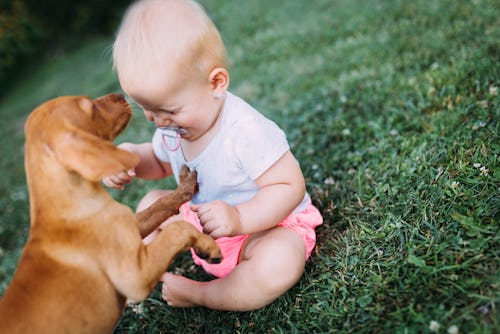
[95,93,127,104]
[109,93,125,102]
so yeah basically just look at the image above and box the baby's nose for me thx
[156,121,171,128]
[153,115,172,128]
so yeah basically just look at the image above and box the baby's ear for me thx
[208,67,230,96]
[52,129,139,181]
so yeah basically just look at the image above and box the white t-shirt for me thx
[152,92,310,213]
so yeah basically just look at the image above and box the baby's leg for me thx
[138,190,184,245]
[161,227,306,311]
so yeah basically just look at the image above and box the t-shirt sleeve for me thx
[151,129,170,163]
[232,115,289,180]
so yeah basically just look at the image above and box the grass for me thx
[0,0,498,332]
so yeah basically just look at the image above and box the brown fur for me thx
[0,94,221,333]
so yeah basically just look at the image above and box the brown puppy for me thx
[0,94,221,333]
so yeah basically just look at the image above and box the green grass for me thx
[0,0,498,333]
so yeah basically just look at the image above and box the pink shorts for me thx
[179,201,323,278]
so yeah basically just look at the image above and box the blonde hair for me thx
[113,0,227,85]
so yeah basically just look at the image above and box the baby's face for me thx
[120,70,223,142]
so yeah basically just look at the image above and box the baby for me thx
[104,0,323,311]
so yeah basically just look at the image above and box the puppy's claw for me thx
[194,251,222,264]
[177,165,197,196]
[195,251,210,260]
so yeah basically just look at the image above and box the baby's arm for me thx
[237,150,305,233]
[192,150,305,238]
[102,142,172,189]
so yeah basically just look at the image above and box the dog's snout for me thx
[110,93,125,102]
[103,93,126,103]
[95,93,126,104]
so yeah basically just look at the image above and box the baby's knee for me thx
[249,262,303,308]
[253,248,305,295]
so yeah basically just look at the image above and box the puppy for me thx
[0,94,221,333]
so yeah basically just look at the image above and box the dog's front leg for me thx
[119,220,221,302]
[135,166,197,238]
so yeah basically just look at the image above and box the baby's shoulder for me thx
[224,93,278,134]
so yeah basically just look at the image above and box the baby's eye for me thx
[160,108,181,115]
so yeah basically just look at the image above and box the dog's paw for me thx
[178,165,198,196]
[192,234,223,265]
[196,251,223,264]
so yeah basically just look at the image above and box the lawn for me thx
[0,0,498,333]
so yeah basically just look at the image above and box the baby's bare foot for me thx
[161,272,202,308]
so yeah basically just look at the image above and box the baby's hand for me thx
[190,200,242,239]
[102,169,136,190]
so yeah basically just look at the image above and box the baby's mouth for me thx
[159,126,188,137]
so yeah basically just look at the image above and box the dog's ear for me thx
[52,129,140,182]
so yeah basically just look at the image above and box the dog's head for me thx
[26,94,140,182]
